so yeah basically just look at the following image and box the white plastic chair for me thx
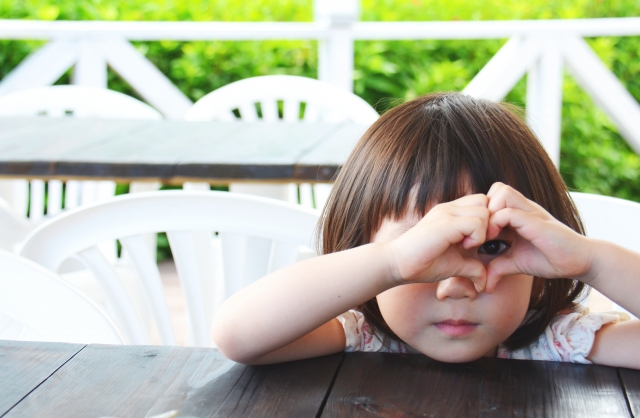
[0,249,123,344]
[570,192,640,317]
[0,85,163,249]
[20,190,320,347]
[185,75,379,208]
[0,196,31,252]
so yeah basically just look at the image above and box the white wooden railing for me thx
[0,0,639,165]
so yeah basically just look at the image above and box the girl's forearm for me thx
[211,242,397,363]
[588,320,640,369]
[582,239,640,318]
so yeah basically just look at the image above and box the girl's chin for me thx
[416,346,497,363]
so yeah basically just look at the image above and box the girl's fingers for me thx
[487,207,540,241]
[487,182,538,215]
[485,257,521,293]
[454,257,488,292]
[447,205,490,219]
[424,204,490,248]
[450,193,489,208]
[486,181,511,199]
[436,205,491,248]
[449,206,491,247]
[452,214,488,249]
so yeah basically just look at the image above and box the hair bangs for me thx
[407,96,525,218]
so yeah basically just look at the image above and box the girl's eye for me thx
[478,240,510,256]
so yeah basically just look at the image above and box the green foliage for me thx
[156,232,171,262]
[560,76,640,199]
[355,2,640,201]
[354,39,505,111]
[1,0,640,205]
[142,40,316,102]
[0,0,316,99]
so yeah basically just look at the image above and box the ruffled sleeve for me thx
[336,309,408,353]
[498,306,631,363]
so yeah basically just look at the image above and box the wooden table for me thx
[1,341,639,417]
[0,118,369,184]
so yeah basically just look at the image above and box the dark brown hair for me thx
[319,92,586,351]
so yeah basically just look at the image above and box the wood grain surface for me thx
[0,118,367,182]
[322,353,631,418]
[4,344,343,418]
[2,342,637,418]
[0,340,84,417]
[619,367,640,417]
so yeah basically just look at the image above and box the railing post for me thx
[526,36,564,167]
[72,40,108,88]
[314,0,358,92]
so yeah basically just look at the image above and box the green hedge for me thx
[2,0,640,201]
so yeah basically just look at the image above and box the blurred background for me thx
[1,0,639,235]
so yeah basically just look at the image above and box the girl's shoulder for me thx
[337,309,409,354]
[498,305,631,363]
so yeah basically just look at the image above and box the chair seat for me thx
[0,250,124,344]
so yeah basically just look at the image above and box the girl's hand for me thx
[386,194,490,291]
[485,183,593,292]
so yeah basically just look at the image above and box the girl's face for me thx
[373,211,533,362]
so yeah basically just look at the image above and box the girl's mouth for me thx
[434,320,478,336]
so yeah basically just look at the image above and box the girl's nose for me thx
[436,277,478,301]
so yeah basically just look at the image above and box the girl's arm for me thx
[578,239,640,369]
[588,320,640,369]
[212,194,490,364]
[211,243,396,364]
[580,239,640,319]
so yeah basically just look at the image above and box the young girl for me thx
[211,92,639,369]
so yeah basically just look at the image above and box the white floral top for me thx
[337,305,631,363]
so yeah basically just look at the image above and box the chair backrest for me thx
[570,192,640,254]
[20,190,320,347]
[570,192,640,315]
[184,75,378,210]
[0,249,123,344]
[0,85,163,252]
[0,85,162,119]
[185,75,379,124]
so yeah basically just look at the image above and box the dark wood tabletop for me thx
[1,340,638,417]
[0,117,370,184]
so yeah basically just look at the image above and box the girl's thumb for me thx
[485,258,520,293]
[457,257,487,292]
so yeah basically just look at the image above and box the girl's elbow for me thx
[211,322,253,363]
[211,321,256,364]
[217,345,259,365]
